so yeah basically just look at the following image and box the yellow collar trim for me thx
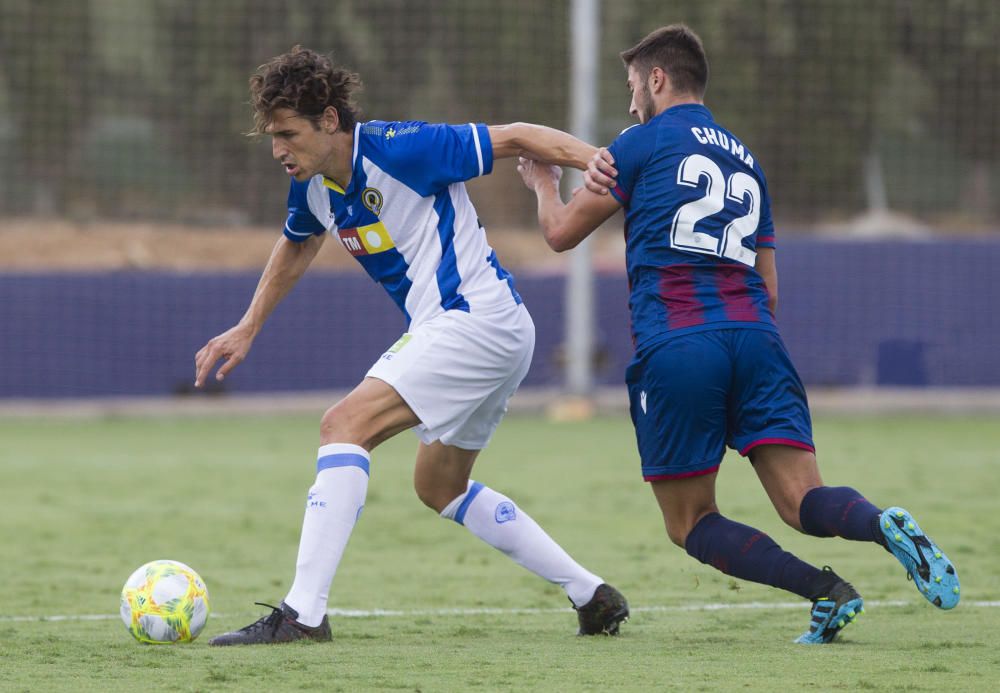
[322,177,346,194]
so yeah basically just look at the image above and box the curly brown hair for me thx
[249,45,362,135]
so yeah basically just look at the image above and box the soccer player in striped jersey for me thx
[194,46,627,645]
[517,25,958,644]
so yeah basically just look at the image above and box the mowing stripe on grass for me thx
[3,600,997,623]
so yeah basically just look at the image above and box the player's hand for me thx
[194,322,255,388]
[517,156,562,191]
[583,147,617,195]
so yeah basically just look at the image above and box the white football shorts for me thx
[366,303,534,449]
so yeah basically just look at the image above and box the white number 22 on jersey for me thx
[670,154,760,267]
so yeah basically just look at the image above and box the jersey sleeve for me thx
[606,124,652,207]
[756,176,775,248]
[283,178,326,243]
[367,121,493,196]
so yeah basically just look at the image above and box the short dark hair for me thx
[249,45,362,135]
[620,25,708,98]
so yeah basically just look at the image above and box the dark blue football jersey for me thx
[608,104,777,353]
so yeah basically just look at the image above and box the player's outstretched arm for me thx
[488,123,596,170]
[516,156,621,252]
[194,234,325,387]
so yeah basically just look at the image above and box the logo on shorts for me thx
[381,333,411,361]
[640,390,647,414]
[495,502,516,524]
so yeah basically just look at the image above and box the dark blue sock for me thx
[685,512,822,600]
[799,486,883,543]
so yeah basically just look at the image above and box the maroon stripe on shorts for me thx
[644,463,721,482]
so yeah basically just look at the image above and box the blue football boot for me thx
[795,568,864,644]
[880,506,960,609]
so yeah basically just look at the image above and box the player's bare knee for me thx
[413,472,466,513]
[662,506,717,547]
[761,480,814,531]
[413,480,454,513]
[414,483,444,512]
[319,402,367,447]
[662,515,696,547]
[318,404,347,440]
[775,487,815,532]
[665,523,689,548]
[776,503,804,532]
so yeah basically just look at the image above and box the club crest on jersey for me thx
[362,187,384,216]
[337,221,395,256]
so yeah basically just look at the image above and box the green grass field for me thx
[1,413,998,691]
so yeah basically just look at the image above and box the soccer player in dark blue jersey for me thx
[518,25,959,643]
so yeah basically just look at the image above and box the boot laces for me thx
[237,602,285,636]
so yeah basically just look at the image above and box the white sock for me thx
[440,481,603,607]
[283,443,370,627]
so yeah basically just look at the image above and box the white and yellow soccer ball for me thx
[120,560,210,644]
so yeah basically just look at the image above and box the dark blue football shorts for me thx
[625,328,814,481]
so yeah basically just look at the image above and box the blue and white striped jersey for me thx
[283,120,521,328]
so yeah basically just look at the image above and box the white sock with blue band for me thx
[284,443,370,627]
[440,480,603,607]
